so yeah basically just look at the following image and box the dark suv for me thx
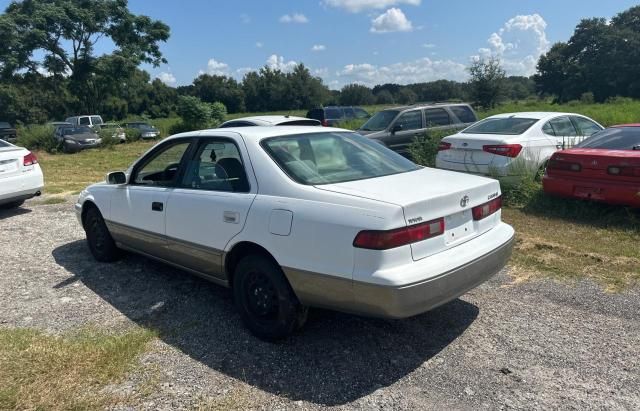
[306,106,370,127]
[357,103,477,156]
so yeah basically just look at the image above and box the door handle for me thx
[223,211,239,224]
[152,202,164,212]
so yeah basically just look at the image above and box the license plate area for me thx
[0,159,17,174]
[574,186,604,200]
[444,210,475,245]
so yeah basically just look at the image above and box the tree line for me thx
[0,1,639,125]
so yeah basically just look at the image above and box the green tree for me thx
[468,57,506,109]
[339,84,375,105]
[0,0,170,112]
[192,74,245,113]
[374,89,394,104]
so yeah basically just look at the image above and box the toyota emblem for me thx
[460,195,470,207]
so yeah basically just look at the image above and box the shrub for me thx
[335,118,366,131]
[168,121,196,135]
[98,130,119,149]
[408,129,455,167]
[124,128,142,142]
[176,96,227,130]
[210,101,227,126]
[16,125,58,153]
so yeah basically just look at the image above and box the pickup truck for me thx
[0,122,17,143]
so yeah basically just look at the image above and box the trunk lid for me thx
[316,167,501,260]
[0,147,26,179]
[439,133,518,173]
[551,148,640,182]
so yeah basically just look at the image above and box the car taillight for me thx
[438,141,452,151]
[23,152,38,166]
[472,196,502,221]
[548,159,581,172]
[321,119,329,127]
[483,144,522,157]
[353,218,445,250]
[608,166,640,177]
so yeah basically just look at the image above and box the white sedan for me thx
[218,115,321,128]
[75,127,514,340]
[436,112,603,177]
[0,139,44,208]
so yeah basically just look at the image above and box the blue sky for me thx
[3,0,638,88]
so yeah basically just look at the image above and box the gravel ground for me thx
[1,199,639,410]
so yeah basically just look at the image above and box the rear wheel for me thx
[84,206,121,262]
[233,255,307,341]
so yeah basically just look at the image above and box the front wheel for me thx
[233,255,307,341]
[83,206,121,262]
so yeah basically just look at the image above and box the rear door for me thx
[424,107,455,135]
[164,135,257,280]
[544,116,579,149]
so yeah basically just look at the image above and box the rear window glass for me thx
[424,108,450,126]
[463,117,538,135]
[262,132,418,185]
[278,120,321,126]
[449,106,476,123]
[325,108,343,118]
[91,116,103,125]
[577,127,640,150]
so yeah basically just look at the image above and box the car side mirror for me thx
[106,171,127,185]
[391,124,403,134]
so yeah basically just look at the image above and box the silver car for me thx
[357,103,478,156]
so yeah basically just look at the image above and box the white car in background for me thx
[218,115,321,128]
[436,112,604,177]
[0,139,44,208]
[76,127,514,340]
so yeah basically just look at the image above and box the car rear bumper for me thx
[543,174,640,207]
[0,167,44,204]
[285,223,515,319]
[436,157,499,176]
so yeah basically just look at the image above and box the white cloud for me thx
[323,0,420,13]
[422,43,436,48]
[199,58,230,76]
[336,57,467,87]
[371,8,413,33]
[477,13,550,76]
[156,72,176,85]
[279,13,309,24]
[313,67,329,77]
[235,67,254,78]
[266,55,298,72]
[255,42,263,48]
[311,44,327,52]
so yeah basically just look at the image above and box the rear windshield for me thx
[262,132,418,185]
[576,127,640,150]
[450,106,477,123]
[463,117,538,135]
[91,116,103,125]
[359,110,399,132]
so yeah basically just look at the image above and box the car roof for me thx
[168,126,348,142]
[485,112,585,120]
[377,102,472,111]
[226,115,314,125]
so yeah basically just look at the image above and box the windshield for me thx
[64,126,94,135]
[463,117,538,135]
[262,132,419,185]
[576,127,640,150]
[359,110,399,132]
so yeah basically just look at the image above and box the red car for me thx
[543,125,640,208]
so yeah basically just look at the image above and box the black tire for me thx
[0,200,24,209]
[233,255,307,341]
[83,206,121,262]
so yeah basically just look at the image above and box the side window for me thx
[572,117,602,137]
[132,141,191,187]
[180,139,249,193]
[424,108,451,126]
[344,108,356,119]
[542,122,556,136]
[449,106,477,123]
[546,117,577,137]
[395,110,423,131]
[78,117,90,126]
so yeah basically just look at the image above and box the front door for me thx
[164,136,257,280]
[108,139,193,256]
[388,109,424,154]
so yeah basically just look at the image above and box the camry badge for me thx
[460,195,470,207]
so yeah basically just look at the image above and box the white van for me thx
[65,115,104,129]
